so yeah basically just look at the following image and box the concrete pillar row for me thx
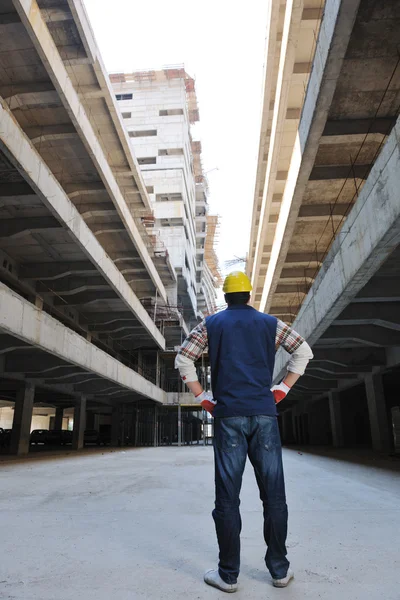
[329,391,345,448]
[365,374,391,453]
[10,383,35,456]
[72,396,87,451]
[54,406,64,431]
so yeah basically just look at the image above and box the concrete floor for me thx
[0,447,399,600]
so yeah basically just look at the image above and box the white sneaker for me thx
[204,569,238,593]
[272,568,294,588]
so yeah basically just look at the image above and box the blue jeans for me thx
[213,415,289,584]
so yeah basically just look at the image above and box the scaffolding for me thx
[205,214,223,288]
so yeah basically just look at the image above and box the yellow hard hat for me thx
[223,271,253,294]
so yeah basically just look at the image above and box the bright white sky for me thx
[83,0,268,270]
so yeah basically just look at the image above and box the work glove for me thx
[195,391,216,414]
[271,381,291,404]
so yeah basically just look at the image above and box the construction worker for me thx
[175,271,313,593]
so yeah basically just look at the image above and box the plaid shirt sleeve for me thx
[275,319,305,353]
[177,320,208,361]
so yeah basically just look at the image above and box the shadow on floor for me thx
[283,444,400,474]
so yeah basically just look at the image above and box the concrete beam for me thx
[302,7,323,21]
[40,7,73,22]
[309,164,370,181]
[0,283,166,403]
[281,267,316,280]
[251,0,306,289]
[336,303,400,331]
[319,325,400,347]
[355,277,400,302]
[308,362,371,375]
[285,252,323,266]
[293,62,312,74]
[77,86,106,99]
[312,348,387,367]
[323,117,396,137]
[83,313,135,326]
[53,290,117,307]
[0,99,164,348]
[7,90,61,109]
[260,0,362,312]
[66,183,106,198]
[12,0,166,301]
[298,204,349,219]
[0,81,55,97]
[38,276,109,297]
[20,261,96,281]
[274,116,400,380]
[5,353,69,373]
[0,217,62,238]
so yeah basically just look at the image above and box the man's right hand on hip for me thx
[271,381,291,404]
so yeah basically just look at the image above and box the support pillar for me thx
[156,352,161,388]
[365,374,391,453]
[10,383,35,455]
[54,406,64,431]
[72,396,86,450]
[111,406,119,447]
[329,391,345,447]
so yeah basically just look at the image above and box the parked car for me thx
[84,429,100,445]
[45,429,72,446]
[30,429,48,445]
[98,426,111,446]
[61,430,73,445]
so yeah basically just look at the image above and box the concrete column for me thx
[10,383,35,456]
[72,396,86,450]
[54,406,64,430]
[329,392,345,447]
[111,406,119,447]
[365,374,391,453]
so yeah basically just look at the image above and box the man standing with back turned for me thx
[175,271,313,593]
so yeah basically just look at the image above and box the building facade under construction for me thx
[0,1,220,456]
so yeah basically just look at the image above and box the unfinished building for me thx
[248,0,400,454]
[0,0,218,455]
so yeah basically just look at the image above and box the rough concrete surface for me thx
[0,447,399,600]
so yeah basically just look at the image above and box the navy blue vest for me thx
[206,305,278,418]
